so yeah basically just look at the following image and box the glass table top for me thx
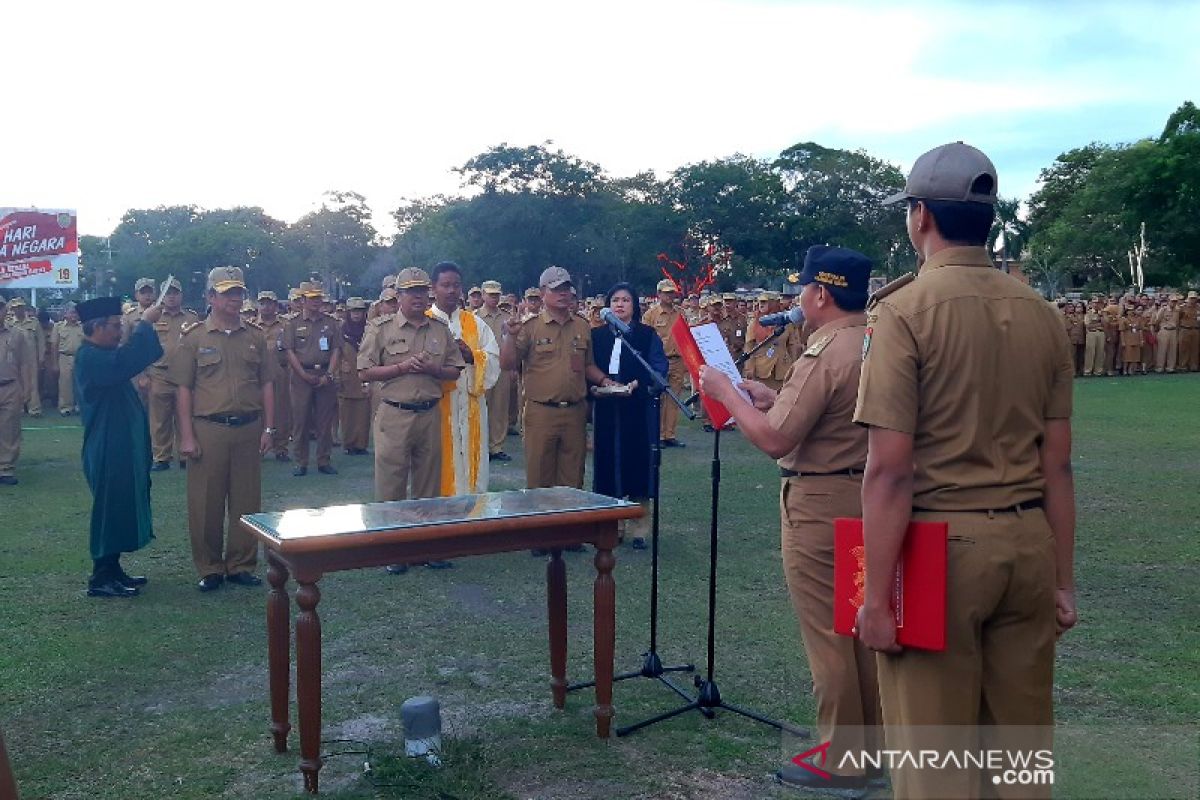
[243,487,635,542]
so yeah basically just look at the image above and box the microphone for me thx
[757,306,805,328]
[600,307,632,336]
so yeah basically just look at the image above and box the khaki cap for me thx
[538,266,572,288]
[160,277,182,292]
[396,267,432,289]
[207,266,246,293]
[467,286,483,296]
[134,277,156,292]
[257,290,278,302]
[7,296,26,308]
[378,287,399,301]
[346,296,368,310]
[287,288,301,301]
[722,292,737,302]
[1188,291,1198,299]
[883,141,998,206]
[382,274,397,289]
[241,300,257,313]
[656,279,678,294]
[524,287,541,299]
[303,281,325,299]
[481,280,502,294]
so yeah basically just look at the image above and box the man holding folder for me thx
[699,245,880,792]
[854,143,1077,797]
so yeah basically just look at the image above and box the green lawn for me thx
[2,375,1198,799]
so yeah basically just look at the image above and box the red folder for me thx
[670,316,733,429]
[833,517,948,651]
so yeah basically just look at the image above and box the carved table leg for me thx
[547,548,568,709]
[593,545,616,738]
[295,580,323,793]
[267,553,291,753]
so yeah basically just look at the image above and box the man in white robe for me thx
[429,262,500,496]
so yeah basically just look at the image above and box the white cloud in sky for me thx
[6,0,1197,235]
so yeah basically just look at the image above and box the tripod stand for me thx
[617,323,807,739]
[567,322,703,712]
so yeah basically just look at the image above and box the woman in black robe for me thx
[590,283,669,549]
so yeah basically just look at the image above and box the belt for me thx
[302,364,329,371]
[914,498,1044,515]
[199,412,260,427]
[383,397,439,412]
[533,399,581,408]
[1161,326,1177,330]
[780,467,862,479]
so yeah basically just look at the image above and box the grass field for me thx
[2,374,1198,799]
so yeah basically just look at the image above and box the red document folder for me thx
[833,517,948,651]
[670,316,733,429]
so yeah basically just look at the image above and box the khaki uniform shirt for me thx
[281,312,343,371]
[1180,302,1199,328]
[1083,310,1104,332]
[477,306,512,344]
[51,321,84,358]
[10,317,43,367]
[511,310,595,404]
[1154,306,1181,330]
[149,308,201,372]
[0,326,33,389]
[744,324,803,382]
[768,315,868,474]
[254,317,290,368]
[643,304,682,358]
[1119,312,1144,347]
[167,317,278,416]
[854,246,1074,511]
[357,314,466,404]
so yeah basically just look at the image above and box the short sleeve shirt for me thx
[512,310,594,403]
[643,304,682,358]
[167,317,278,416]
[853,246,1074,511]
[767,315,868,474]
[357,314,465,404]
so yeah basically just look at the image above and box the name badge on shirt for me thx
[319,336,329,352]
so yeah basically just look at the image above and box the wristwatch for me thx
[263,427,276,435]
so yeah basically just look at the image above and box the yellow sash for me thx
[428,309,487,495]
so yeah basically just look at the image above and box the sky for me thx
[8,0,1198,238]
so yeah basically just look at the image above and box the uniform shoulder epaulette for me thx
[371,313,394,326]
[866,272,916,310]
[180,321,203,335]
[245,318,263,330]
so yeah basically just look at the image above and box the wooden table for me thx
[241,487,642,794]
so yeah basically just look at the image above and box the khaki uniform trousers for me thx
[272,373,291,456]
[0,380,21,477]
[148,371,180,463]
[523,401,587,489]
[373,402,440,501]
[1154,328,1178,372]
[1082,330,1106,376]
[338,396,371,452]
[289,373,337,467]
[781,475,881,777]
[57,354,76,411]
[1179,328,1200,371]
[486,370,513,454]
[186,418,261,577]
[659,357,687,441]
[876,508,1056,800]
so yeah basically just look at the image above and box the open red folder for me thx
[670,316,734,429]
[833,517,948,651]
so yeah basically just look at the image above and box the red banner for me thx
[0,210,77,264]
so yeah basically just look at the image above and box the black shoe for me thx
[424,560,455,570]
[317,464,338,475]
[530,549,549,557]
[385,564,409,575]
[87,579,139,598]
[293,466,308,476]
[344,448,368,455]
[776,763,867,791]
[631,537,647,550]
[702,424,716,433]
[489,451,512,462]
[226,572,262,587]
[151,461,170,472]
[117,571,149,588]
[0,476,17,486]
[197,573,225,592]
[661,438,685,448]
[275,452,292,462]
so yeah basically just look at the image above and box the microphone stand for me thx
[618,322,807,739]
[567,320,703,712]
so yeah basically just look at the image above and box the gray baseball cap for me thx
[883,142,998,206]
[539,266,572,289]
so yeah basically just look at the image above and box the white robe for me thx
[429,306,500,494]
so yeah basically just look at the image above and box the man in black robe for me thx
[75,296,165,598]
